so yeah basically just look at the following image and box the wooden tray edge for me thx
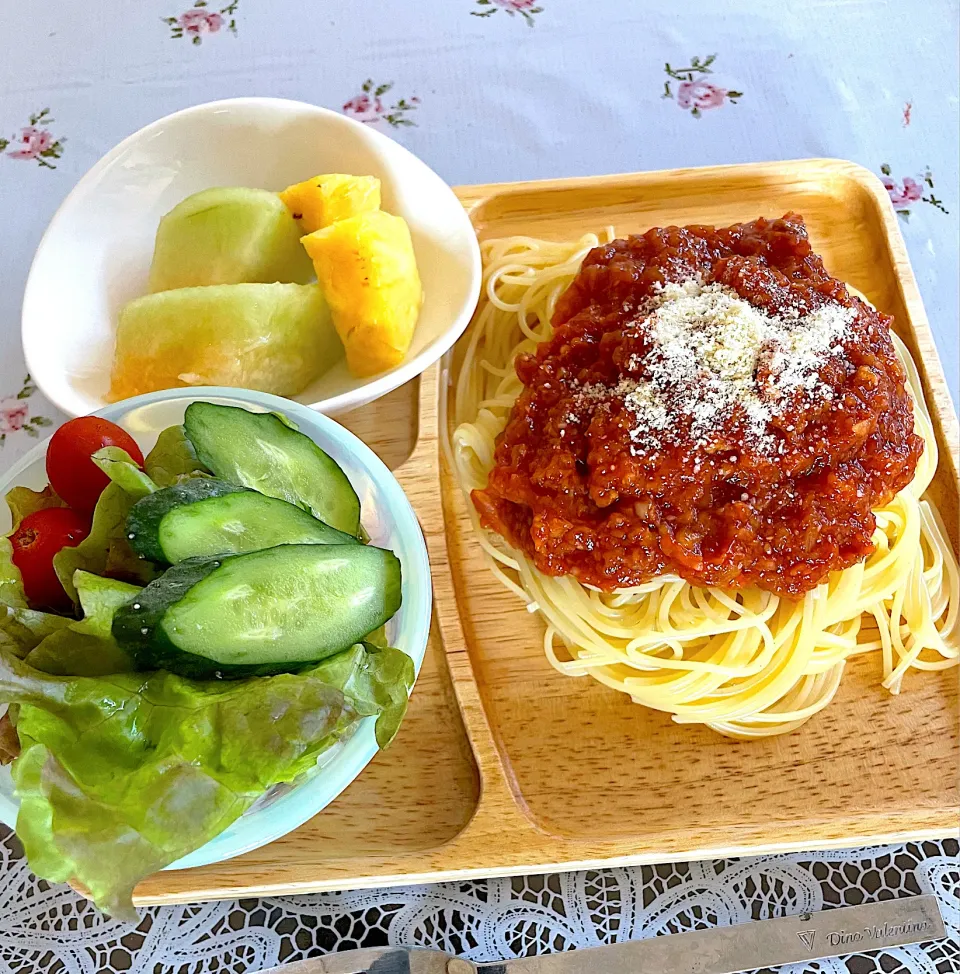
[138,818,957,907]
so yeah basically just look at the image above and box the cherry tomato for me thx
[10,507,91,611]
[46,416,145,515]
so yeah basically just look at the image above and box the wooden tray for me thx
[133,159,959,907]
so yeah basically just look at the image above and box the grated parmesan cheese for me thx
[568,280,854,455]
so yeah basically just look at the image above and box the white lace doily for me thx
[2,827,956,974]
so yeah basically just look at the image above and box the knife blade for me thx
[263,894,945,974]
[487,894,945,974]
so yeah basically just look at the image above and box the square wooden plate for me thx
[133,159,959,907]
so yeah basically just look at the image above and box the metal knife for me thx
[263,894,945,974]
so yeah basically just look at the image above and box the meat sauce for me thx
[471,215,922,597]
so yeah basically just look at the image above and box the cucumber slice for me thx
[126,479,243,563]
[158,489,358,563]
[112,557,223,673]
[112,545,402,677]
[184,403,361,536]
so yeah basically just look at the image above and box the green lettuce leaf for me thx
[0,536,27,609]
[91,448,158,499]
[314,643,414,748]
[0,606,71,659]
[25,572,138,676]
[269,411,300,431]
[53,483,158,603]
[5,485,65,531]
[1,642,412,919]
[0,538,72,657]
[144,426,209,488]
[364,624,388,649]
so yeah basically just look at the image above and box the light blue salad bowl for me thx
[0,387,432,870]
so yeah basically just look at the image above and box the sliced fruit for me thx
[112,544,402,677]
[108,283,342,402]
[148,187,314,292]
[301,210,423,377]
[183,403,361,535]
[279,174,381,234]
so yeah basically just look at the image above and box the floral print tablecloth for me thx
[1,2,957,972]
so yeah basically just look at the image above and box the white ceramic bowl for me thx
[22,97,481,418]
[0,388,432,869]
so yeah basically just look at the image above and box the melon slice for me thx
[148,187,314,292]
[108,283,342,402]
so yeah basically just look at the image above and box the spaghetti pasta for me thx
[448,230,958,739]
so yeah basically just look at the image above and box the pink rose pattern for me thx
[880,164,948,221]
[473,0,543,26]
[164,0,238,44]
[343,81,419,128]
[0,377,52,449]
[0,109,64,169]
[663,55,742,117]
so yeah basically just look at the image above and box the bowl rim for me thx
[0,384,433,870]
[21,95,482,419]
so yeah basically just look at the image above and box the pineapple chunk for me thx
[301,211,423,377]
[279,174,381,233]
